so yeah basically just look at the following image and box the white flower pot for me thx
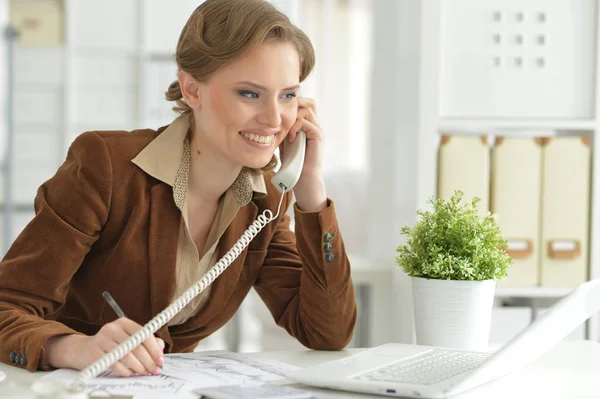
[411,276,496,351]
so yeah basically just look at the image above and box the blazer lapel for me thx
[170,201,259,334]
[147,183,180,346]
[212,200,259,297]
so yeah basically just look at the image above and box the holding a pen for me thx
[43,291,165,377]
[102,291,127,319]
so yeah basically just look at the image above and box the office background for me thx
[0,0,598,352]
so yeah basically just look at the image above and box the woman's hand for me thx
[286,97,328,212]
[45,318,165,377]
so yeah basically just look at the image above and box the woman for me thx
[0,0,356,377]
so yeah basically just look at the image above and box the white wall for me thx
[0,0,8,162]
[366,0,430,345]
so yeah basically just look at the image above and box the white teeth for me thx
[241,132,274,144]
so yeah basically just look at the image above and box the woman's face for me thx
[194,41,301,170]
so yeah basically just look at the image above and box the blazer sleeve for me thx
[0,131,112,371]
[253,194,357,350]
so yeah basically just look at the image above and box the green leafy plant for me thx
[395,190,513,281]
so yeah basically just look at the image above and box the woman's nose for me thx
[258,100,282,128]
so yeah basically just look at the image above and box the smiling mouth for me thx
[239,131,276,144]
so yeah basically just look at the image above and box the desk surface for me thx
[2,340,600,398]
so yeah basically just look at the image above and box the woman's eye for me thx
[239,90,259,99]
[283,92,297,101]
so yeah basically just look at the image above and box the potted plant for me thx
[395,190,513,351]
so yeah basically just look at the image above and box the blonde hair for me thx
[165,0,315,173]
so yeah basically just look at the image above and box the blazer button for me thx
[20,355,27,366]
[8,351,16,363]
[323,232,335,242]
[323,242,332,253]
[325,253,335,263]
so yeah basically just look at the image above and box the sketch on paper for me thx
[38,351,300,398]
[159,351,294,386]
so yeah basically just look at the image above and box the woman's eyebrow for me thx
[235,81,300,91]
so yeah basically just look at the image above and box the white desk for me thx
[2,340,600,398]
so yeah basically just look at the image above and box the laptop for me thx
[289,279,600,398]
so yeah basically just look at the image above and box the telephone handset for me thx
[40,132,308,396]
[271,129,307,193]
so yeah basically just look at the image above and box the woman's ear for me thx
[178,70,202,110]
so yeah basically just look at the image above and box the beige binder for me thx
[437,135,490,214]
[491,137,542,288]
[10,0,63,46]
[540,137,591,287]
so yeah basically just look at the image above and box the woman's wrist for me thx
[293,175,327,212]
[45,334,85,369]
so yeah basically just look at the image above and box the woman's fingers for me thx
[97,318,164,376]
[106,329,157,375]
[108,361,134,377]
[298,97,317,115]
[289,118,321,142]
[289,106,320,143]
[299,104,319,127]
[94,337,137,377]
[87,344,132,377]
[115,318,164,374]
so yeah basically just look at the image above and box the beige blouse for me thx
[132,115,267,325]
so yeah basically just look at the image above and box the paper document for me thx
[37,351,302,398]
[39,368,194,399]
[158,350,300,386]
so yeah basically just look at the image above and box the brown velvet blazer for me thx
[0,124,357,371]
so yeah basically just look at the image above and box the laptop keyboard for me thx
[354,349,491,386]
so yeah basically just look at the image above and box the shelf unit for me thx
[415,0,600,341]
[438,119,598,133]
[495,287,572,299]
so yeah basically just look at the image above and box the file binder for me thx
[10,0,63,46]
[491,137,542,288]
[437,135,490,214]
[540,137,591,287]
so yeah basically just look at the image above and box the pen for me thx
[102,290,127,318]
[102,290,164,369]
